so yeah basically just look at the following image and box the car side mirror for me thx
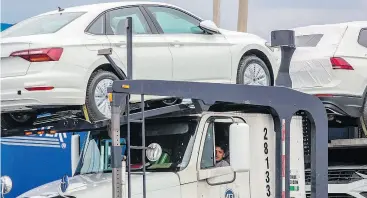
[229,123,251,172]
[199,20,220,34]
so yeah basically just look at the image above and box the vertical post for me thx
[126,17,133,80]
[270,30,296,198]
[310,116,328,198]
[283,118,291,198]
[110,93,123,198]
[126,96,131,198]
[281,119,286,198]
[276,46,295,87]
[270,30,296,88]
[141,95,147,198]
[213,0,221,26]
[237,0,248,32]
[274,116,282,198]
[125,16,133,198]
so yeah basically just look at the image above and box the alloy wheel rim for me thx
[243,63,269,86]
[94,79,114,119]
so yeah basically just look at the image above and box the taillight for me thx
[330,57,353,70]
[10,48,63,62]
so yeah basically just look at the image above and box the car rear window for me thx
[2,12,85,38]
[358,28,367,48]
[295,34,323,47]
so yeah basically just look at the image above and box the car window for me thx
[358,28,367,48]
[105,7,150,35]
[146,6,204,34]
[1,12,85,38]
[295,34,323,47]
[87,14,105,35]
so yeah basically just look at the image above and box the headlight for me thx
[0,176,13,195]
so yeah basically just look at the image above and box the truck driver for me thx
[215,143,230,167]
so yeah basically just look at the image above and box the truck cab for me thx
[18,111,307,198]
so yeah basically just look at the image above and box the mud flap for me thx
[82,104,91,122]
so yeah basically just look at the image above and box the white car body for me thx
[305,166,367,198]
[289,21,367,118]
[0,1,278,120]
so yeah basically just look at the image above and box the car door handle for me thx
[170,41,182,47]
[114,41,126,47]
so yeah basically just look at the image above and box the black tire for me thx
[85,70,120,122]
[162,98,183,106]
[1,112,37,129]
[358,98,367,137]
[236,55,272,86]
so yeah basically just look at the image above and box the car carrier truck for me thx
[15,107,312,198]
[0,23,328,198]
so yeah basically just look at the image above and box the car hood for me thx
[218,28,266,41]
[18,172,180,198]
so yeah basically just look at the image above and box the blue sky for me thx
[1,0,366,39]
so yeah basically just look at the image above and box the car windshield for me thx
[1,12,85,38]
[74,116,199,175]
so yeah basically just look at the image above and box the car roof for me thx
[292,21,367,32]
[38,1,183,16]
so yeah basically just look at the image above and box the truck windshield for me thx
[74,116,199,175]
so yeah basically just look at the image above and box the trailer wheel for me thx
[1,112,37,129]
[236,55,272,86]
[85,70,120,122]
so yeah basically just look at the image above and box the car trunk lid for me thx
[1,35,59,78]
[1,38,32,78]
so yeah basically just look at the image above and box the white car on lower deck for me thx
[305,145,367,198]
[289,21,367,131]
[305,165,367,198]
[0,1,278,128]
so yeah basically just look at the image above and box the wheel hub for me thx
[9,113,32,123]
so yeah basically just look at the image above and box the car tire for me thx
[236,55,272,86]
[85,70,120,122]
[1,112,37,129]
[162,98,183,106]
[359,98,367,137]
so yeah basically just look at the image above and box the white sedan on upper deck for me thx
[0,1,279,127]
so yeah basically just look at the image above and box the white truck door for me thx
[196,117,250,198]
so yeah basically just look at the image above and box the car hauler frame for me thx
[0,18,328,198]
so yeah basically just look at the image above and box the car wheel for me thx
[1,112,37,129]
[162,98,183,106]
[85,70,120,122]
[236,55,272,86]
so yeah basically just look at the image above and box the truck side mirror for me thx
[229,123,251,172]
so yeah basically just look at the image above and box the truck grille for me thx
[306,193,355,198]
[305,169,367,185]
